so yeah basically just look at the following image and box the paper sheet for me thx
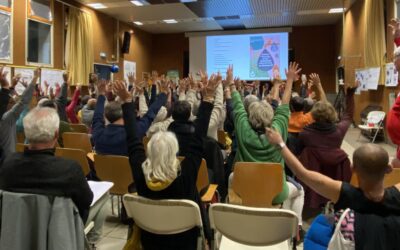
[355,68,368,94]
[41,68,64,90]
[385,63,398,87]
[88,181,114,206]
[366,67,380,90]
[123,60,136,84]
[14,68,36,95]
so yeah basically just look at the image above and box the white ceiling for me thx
[77,0,356,34]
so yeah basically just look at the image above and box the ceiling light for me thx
[133,21,143,26]
[180,0,197,2]
[329,8,346,13]
[87,3,107,9]
[163,19,178,24]
[131,0,143,6]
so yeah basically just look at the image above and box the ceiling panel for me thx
[76,0,356,34]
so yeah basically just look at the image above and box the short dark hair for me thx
[82,95,91,106]
[105,101,122,123]
[353,144,389,182]
[290,96,305,112]
[39,100,57,109]
[172,101,191,122]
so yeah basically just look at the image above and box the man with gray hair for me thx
[0,107,93,222]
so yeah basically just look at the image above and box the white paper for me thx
[385,63,398,87]
[366,67,380,90]
[2,66,11,85]
[14,68,36,95]
[355,68,369,93]
[88,181,114,206]
[41,68,64,90]
[123,60,136,84]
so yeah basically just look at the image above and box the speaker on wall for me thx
[122,31,131,54]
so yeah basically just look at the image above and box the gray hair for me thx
[142,131,181,183]
[244,94,259,113]
[23,107,60,144]
[248,101,274,130]
[104,101,123,123]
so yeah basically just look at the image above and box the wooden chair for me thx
[230,162,283,208]
[55,147,91,176]
[217,130,226,146]
[69,124,89,134]
[178,157,218,203]
[62,132,93,154]
[15,143,28,153]
[350,168,400,188]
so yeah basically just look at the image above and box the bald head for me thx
[353,144,389,181]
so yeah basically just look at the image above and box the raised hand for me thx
[127,72,135,86]
[309,73,321,87]
[158,75,170,94]
[265,127,284,145]
[226,64,234,86]
[76,83,82,91]
[97,79,107,95]
[285,62,302,82]
[63,71,69,84]
[202,73,221,100]
[113,80,132,103]
[0,66,10,88]
[389,18,400,39]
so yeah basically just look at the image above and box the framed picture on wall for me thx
[94,63,112,81]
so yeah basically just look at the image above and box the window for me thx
[0,0,12,62]
[27,0,52,65]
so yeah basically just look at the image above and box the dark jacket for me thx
[122,100,213,249]
[0,148,93,221]
[168,120,195,157]
[92,93,167,156]
[0,88,12,119]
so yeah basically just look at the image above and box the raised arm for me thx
[66,85,81,123]
[337,86,356,136]
[0,67,19,119]
[266,128,342,203]
[309,73,327,102]
[91,81,107,142]
[55,72,69,122]
[282,62,301,104]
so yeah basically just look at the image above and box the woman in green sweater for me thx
[229,62,301,204]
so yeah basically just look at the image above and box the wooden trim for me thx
[29,15,53,24]
[27,0,53,24]
[0,6,11,12]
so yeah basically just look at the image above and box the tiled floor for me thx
[95,127,396,250]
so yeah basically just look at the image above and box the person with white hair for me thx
[114,74,218,249]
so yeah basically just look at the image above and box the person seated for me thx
[92,80,167,156]
[114,78,217,249]
[0,107,93,221]
[297,82,357,209]
[80,98,97,128]
[266,129,400,249]
[0,67,37,156]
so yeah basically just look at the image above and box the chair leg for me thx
[117,195,121,218]
[111,195,115,215]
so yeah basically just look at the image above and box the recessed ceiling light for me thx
[131,0,143,6]
[87,3,107,9]
[180,0,197,2]
[329,8,346,13]
[163,19,178,24]
[133,21,143,26]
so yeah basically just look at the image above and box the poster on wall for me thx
[123,60,136,84]
[355,68,368,94]
[385,63,398,87]
[366,67,380,90]
[14,68,36,95]
[167,70,179,84]
[41,68,64,90]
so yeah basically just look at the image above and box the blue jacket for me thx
[92,93,167,156]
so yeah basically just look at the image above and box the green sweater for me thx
[232,91,289,204]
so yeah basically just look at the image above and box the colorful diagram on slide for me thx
[250,35,281,79]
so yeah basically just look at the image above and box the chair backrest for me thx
[94,154,133,195]
[55,147,91,176]
[350,168,400,188]
[178,156,209,193]
[123,194,203,235]
[232,162,283,207]
[209,203,298,246]
[366,111,386,125]
[69,124,89,134]
[62,132,93,154]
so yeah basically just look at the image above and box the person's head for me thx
[142,131,181,183]
[104,101,123,124]
[81,95,91,106]
[310,101,337,123]
[290,96,305,112]
[244,94,259,113]
[303,98,315,113]
[353,144,391,184]
[23,107,59,147]
[38,99,58,111]
[248,101,274,133]
[172,101,191,122]
[394,46,400,71]
[86,98,97,110]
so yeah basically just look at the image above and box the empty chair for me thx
[350,168,400,188]
[123,193,206,250]
[62,132,93,154]
[69,123,89,134]
[230,162,283,207]
[358,111,386,143]
[209,203,298,250]
[55,147,91,176]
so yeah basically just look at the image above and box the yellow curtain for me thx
[65,8,93,86]
[364,0,386,84]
